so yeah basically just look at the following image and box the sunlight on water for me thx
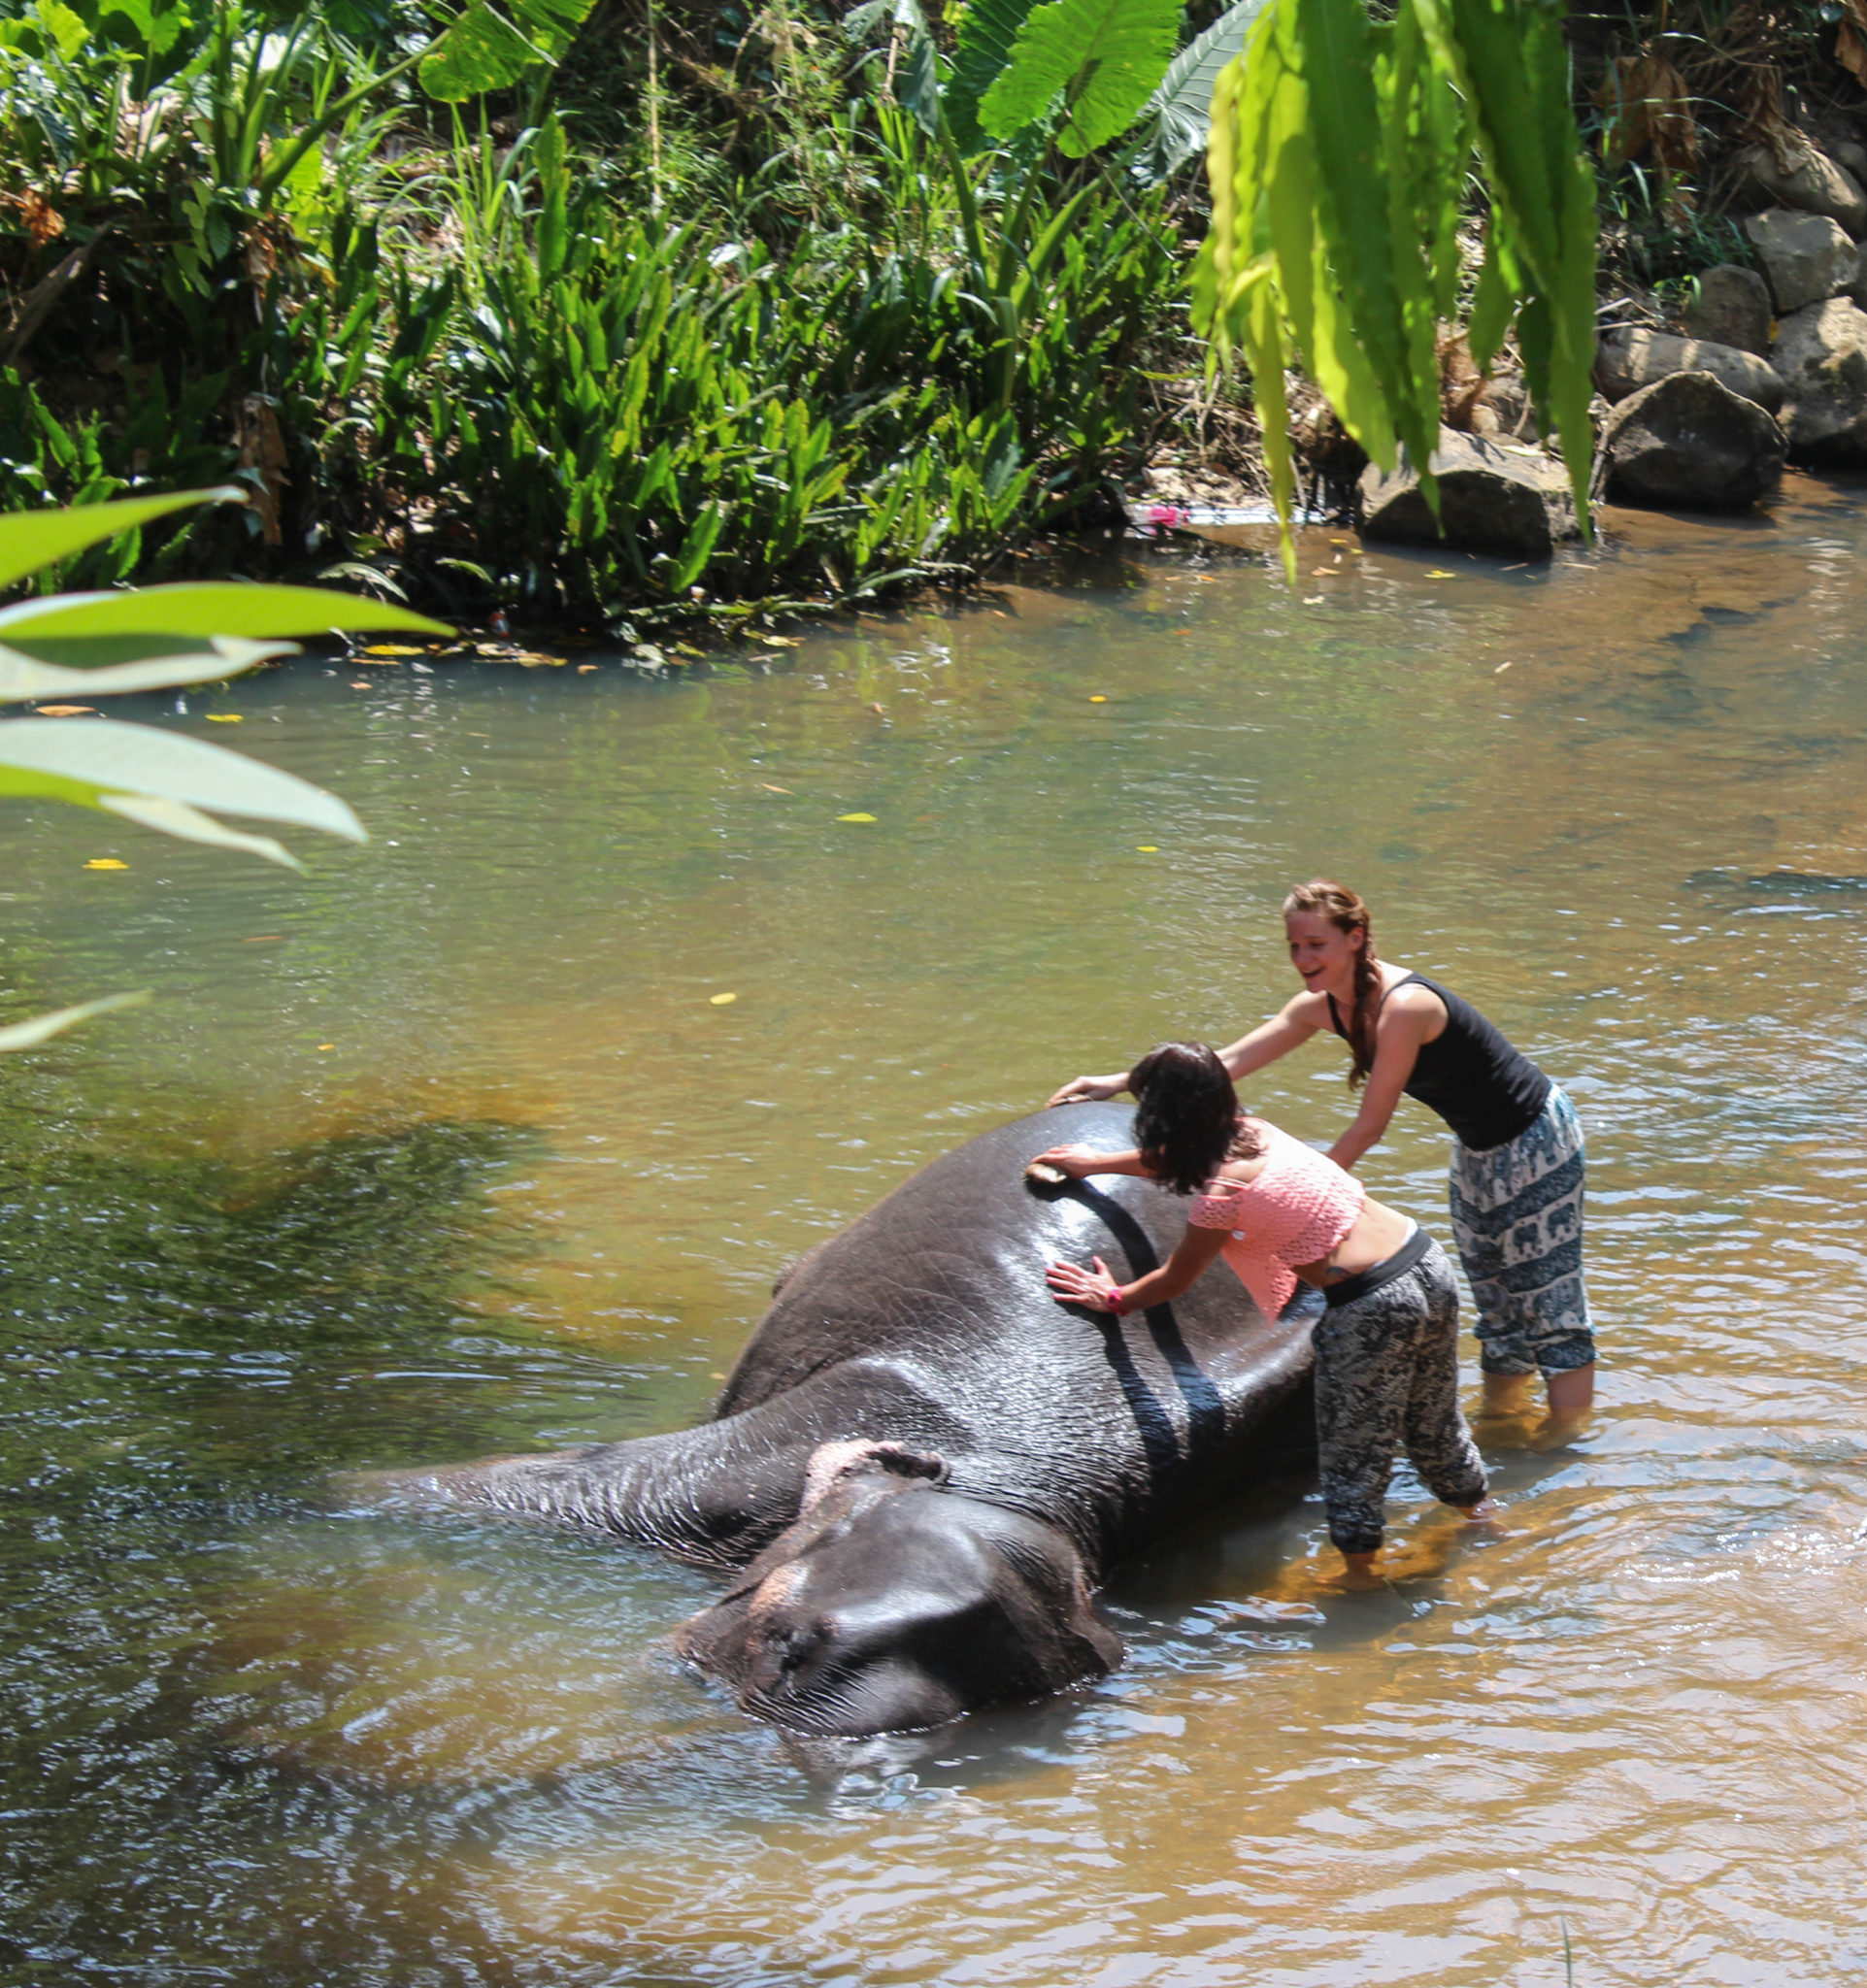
[5,478,1867,1985]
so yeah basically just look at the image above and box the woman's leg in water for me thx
[1313,1249,1488,1578]
[1448,1086,1595,1415]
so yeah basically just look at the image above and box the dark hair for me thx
[1129,1042,1264,1195]
[1283,878,1381,1090]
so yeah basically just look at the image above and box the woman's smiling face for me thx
[1284,908,1363,995]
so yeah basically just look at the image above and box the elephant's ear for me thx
[800,1438,950,1513]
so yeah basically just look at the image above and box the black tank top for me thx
[1327,973,1550,1151]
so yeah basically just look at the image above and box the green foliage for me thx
[1132,0,1270,185]
[980,0,1184,155]
[1196,0,1597,579]
[0,486,447,1048]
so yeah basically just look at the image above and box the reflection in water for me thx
[4,477,1867,1981]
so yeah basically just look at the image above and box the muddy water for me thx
[5,476,1867,1985]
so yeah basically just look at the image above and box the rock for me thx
[1592,327,1785,414]
[1742,210,1857,314]
[1681,265,1774,357]
[1851,240,1867,307]
[1596,371,1785,508]
[1727,141,1867,237]
[1357,428,1579,559]
[1466,371,1535,440]
[1771,296,1867,462]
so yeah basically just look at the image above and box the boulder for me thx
[1771,296,1867,462]
[1681,264,1774,357]
[1596,370,1786,508]
[1592,327,1785,414]
[1727,141,1867,237]
[1357,429,1579,559]
[1742,210,1856,314]
[1851,239,1867,307]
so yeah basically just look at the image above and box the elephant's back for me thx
[712,1107,1317,1563]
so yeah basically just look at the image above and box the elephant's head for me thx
[675,1440,1121,1735]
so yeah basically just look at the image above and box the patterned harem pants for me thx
[1313,1238,1488,1556]
[1447,1084,1594,1376]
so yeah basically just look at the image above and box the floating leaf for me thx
[205,713,244,723]
[710,992,738,1006]
[1088,694,1108,702]
[34,705,94,716]
[0,988,150,1054]
[363,646,425,657]
[759,783,794,794]
[83,857,126,870]
[1425,569,1456,578]
[837,812,878,823]
[1136,845,1159,852]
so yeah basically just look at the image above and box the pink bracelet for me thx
[1105,1285,1127,1316]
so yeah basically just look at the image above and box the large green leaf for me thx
[0,717,365,871]
[0,990,151,1056]
[0,488,244,594]
[0,584,450,646]
[418,0,598,100]
[1133,0,1270,185]
[1196,0,1594,568]
[980,0,1183,154]
[0,637,299,704]
[947,0,1047,152]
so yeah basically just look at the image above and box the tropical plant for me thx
[1195,0,1599,578]
[0,485,449,1047]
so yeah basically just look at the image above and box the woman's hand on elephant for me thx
[1047,1072,1126,1108]
[1031,1143,1107,1179]
[1047,1254,1119,1311]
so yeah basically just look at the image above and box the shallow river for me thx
[4,479,1867,1986]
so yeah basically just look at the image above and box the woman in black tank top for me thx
[1048,879,1595,1422]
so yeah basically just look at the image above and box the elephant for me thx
[359,1103,1319,1736]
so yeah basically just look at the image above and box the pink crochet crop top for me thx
[1186,1120,1365,1322]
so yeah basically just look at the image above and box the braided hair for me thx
[1283,879,1382,1090]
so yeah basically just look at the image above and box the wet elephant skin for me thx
[360,1104,1317,1734]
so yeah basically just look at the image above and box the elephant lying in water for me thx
[362,1103,1317,1736]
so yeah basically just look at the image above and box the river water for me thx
[3,477,1866,1985]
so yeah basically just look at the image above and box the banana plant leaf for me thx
[0,487,245,593]
[0,583,450,648]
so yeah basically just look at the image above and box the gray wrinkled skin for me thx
[357,1105,1317,1735]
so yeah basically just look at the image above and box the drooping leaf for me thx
[0,717,365,848]
[0,583,451,645]
[1196,0,1595,569]
[0,989,150,1056]
[980,0,1183,155]
[1133,0,1271,185]
[0,487,244,594]
[98,793,301,872]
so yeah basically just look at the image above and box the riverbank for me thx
[6,0,1867,627]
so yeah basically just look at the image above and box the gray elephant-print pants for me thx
[1312,1235,1487,1557]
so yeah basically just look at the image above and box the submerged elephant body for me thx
[369,1104,1317,1733]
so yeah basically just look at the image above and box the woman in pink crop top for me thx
[1033,1042,1491,1581]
